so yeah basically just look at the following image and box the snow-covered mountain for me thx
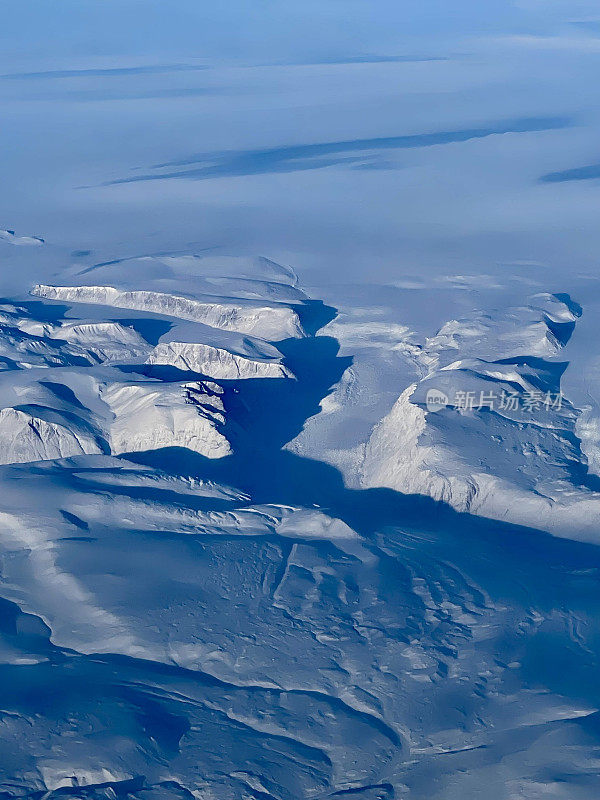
[359,292,600,538]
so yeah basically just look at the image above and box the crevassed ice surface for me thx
[3,1,600,798]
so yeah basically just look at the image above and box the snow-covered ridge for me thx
[74,253,307,304]
[360,292,600,538]
[287,286,600,538]
[19,319,151,363]
[0,266,318,464]
[0,407,103,464]
[0,375,230,465]
[0,305,151,369]
[0,228,44,246]
[421,292,580,367]
[146,341,294,379]
[31,284,305,341]
[102,379,231,458]
[0,289,237,463]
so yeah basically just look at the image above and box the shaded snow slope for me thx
[2,448,600,798]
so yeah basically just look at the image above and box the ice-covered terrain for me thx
[4,0,600,796]
[0,247,599,798]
